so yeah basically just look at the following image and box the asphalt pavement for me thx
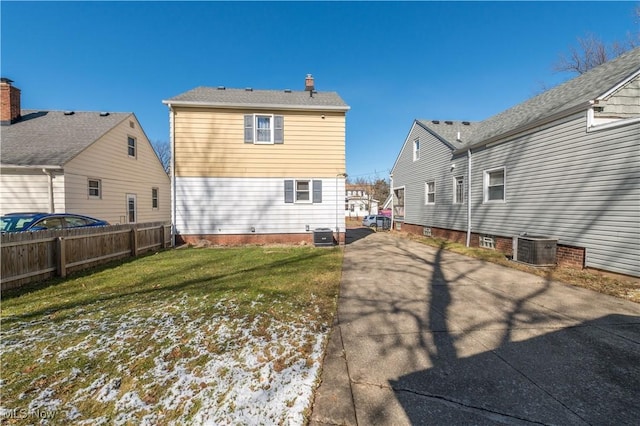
[309,230,640,425]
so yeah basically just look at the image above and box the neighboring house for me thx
[162,75,349,245]
[0,78,170,224]
[390,47,640,277]
[345,183,379,217]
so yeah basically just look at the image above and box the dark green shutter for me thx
[274,115,284,144]
[312,180,322,203]
[244,115,253,143]
[284,180,294,203]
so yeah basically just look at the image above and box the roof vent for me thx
[217,86,226,90]
[284,89,292,93]
[445,120,453,125]
[64,111,75,116]
[432,120,440,124]
[245,87,253,91]
[462,121,470,125]
[99,112,110,117]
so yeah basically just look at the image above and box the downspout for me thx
[466,149,472,247]
[42,168,54,213]
[390,173,394,228]
[169,105,176,247]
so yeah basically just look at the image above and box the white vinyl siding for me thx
[0,169,65,214]
[175,177,344,235]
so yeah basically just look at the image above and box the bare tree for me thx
[152,140,171,174]
[555,7,639,75]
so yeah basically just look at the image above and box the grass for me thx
[0,245,343,424]
[397,231,640,303]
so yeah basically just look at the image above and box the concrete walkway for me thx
[310,231,640,425]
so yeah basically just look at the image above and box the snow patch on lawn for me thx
[1,297,329,425]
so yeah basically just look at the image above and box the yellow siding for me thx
[64,115,171,224]
[173,107,346,178]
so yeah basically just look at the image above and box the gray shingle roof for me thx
[416,120,478,150]
[163,87,349,110]
[465,47,640,148]
[1,110,130,166]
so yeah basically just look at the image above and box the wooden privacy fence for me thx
[1,222,171,291]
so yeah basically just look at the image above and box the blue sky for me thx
[1,1,638,180]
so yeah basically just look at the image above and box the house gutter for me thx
[466,149,472,247]
[168,104,177,247]
[161,100,350,112]
[454,101,593,154]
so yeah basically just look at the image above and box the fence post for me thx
[160,224,165,249]
[130,227,138,257]
[57,237,67,278]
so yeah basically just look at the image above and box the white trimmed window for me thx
[425,181,435,204]
[244,114,284,144]
[127,194,137,223]
[152,187,159,209]
[88,179,101,199]
[413,138,420,161]
[454,176,464,204]
[284,179,322,204]
[127,136,137,157]
[484,167,506,203]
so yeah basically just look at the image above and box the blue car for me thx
[0,212,109,232]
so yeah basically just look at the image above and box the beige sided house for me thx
[0,78,170,224]
[163,75,349,245]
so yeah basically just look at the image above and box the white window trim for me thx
[586,107,640,133]
[88,178,101,199]
[254,114,274,144]
[425,181,435,205]
[483,167,506,204]
[453,176,464,204]
[413,138,420,161]
[126,193,137,223]
[127,136,137,158]
[152,187,159,210]
[295,179,312,203]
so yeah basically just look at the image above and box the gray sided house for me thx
[391,48,640,277]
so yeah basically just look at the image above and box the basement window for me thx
[479,235,496,249]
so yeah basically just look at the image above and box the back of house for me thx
[163,75,349,245]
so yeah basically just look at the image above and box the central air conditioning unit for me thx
[313,228,335,247]
[513,235,557,266]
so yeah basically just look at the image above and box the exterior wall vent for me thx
[515,236,557,266]
[479,235,496,249]
[423,227,432,237]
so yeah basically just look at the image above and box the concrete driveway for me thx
[310,231,640,425]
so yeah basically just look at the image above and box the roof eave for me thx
[454,101,594,154]
[0,164,64,170]
[162,100,350,112]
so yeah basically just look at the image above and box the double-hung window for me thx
[284,179,322,204]
[152,187,159,209]
[245,114,284,144]
[425,181,435,204]
[413,138,420,161]
[88,179,101,199]
[127,136,136,157]
[454,176,464,204]
[484,167,506,203]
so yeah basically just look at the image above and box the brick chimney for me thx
[304,74,315,92]
[1,78,21,125]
